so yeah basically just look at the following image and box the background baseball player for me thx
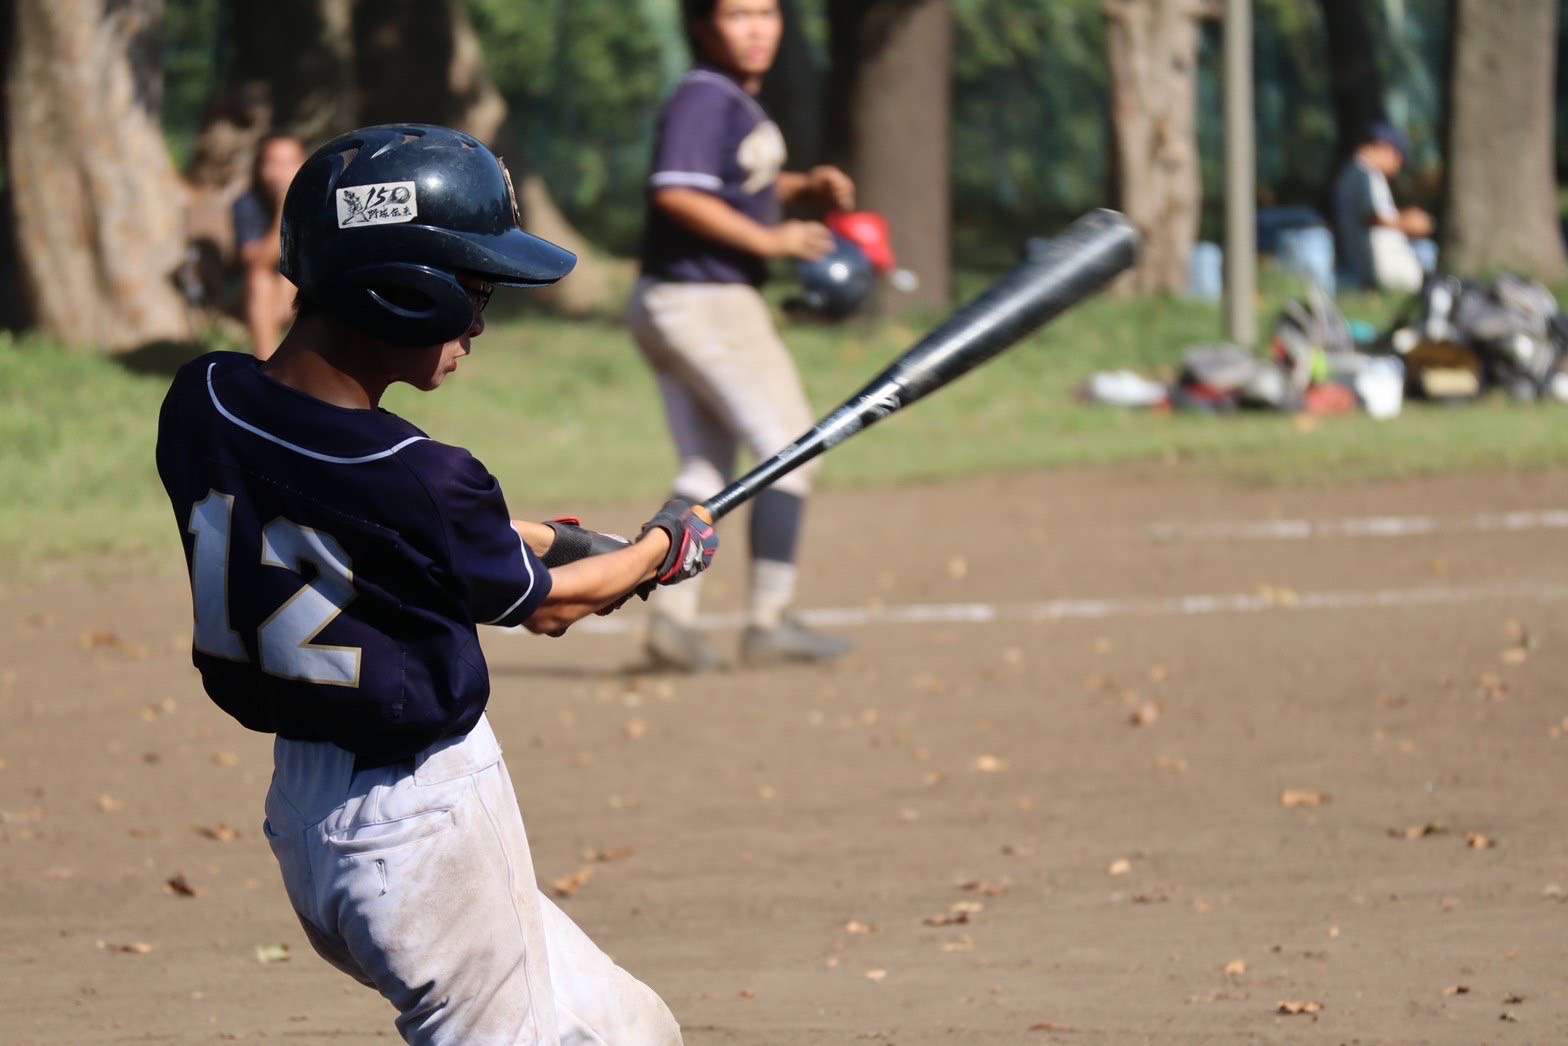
[627,0,856,671]
[156,124,714,1044]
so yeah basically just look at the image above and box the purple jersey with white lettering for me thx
[638,64,787,287]
[155,351,551,766]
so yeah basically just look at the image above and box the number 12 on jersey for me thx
[186,489,363,687]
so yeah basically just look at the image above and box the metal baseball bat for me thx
[694,208,1141,523]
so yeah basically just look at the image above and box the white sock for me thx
[653,574,703,626]
[748,559,797,629]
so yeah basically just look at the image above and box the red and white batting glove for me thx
[640,498,718,585]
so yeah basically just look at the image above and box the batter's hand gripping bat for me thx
[694,208,1141,523]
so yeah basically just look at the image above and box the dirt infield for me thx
[3,464,1566,1044]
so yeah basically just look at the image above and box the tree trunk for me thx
[761,0,825,171]
[7,0,193,351]
[0,0,28,331]
[231,0,355,145]
[1318,0,1385,169]
[352,0,616,314]
[1441,0,1567,281]
[826,0,953,312]
[1104,0,1210,296]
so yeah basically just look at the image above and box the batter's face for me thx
[398,277,491,392]
[694,0,782,88]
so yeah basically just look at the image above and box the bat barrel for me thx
[698,209,1140,523]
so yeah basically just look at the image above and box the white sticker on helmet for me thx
[336,181,418,229]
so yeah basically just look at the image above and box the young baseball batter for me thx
[156,124,712,1044]
[627,0,856,671]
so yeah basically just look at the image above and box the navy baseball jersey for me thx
[638,64,786,287]
[156,351,551,766]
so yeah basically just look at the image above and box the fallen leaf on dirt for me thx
[1377,692,1409,708]
[973,755,1008,773]
[1476,674,1510,702]
[164,873,203,898]
[1443,985,1470,996]
[1499,1011,1520,1022]
[1500,647,1529,665]
[924,901,984,926]
[97,794,124,814]
[128,826,163,840]
[1129,701,1162,727]
[1130,892,1168,904]
[254,944,290,964]
[941,935,975,953]
[1389,823,1447,840]
[1502,993,1524,1004]
[1276,1000,1324,1015]
[1439,896,1461,911]
[99,940,153,955]
[550,867,595,899]
[1224,959,1246,977]
[1028,1021,1072,1032]
[1466,832,1496,850]
[738,988,757,999]
[864,969,887,982]
[624,718,648,740]
[1542,883,1565,901]
[1108,858,1132,876]
[80,631,120,649]
[582,846,632,863]
[196,825,239,843]
[1257,585,1301,606]
[1280,790,1328,808]
[959,879,1010,897]
[844,920,874,935]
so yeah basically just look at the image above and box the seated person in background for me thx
[233,133,306,358]
[1333,121,1433,294]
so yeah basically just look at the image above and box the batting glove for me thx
[641,498,718,585]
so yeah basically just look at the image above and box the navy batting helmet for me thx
[281,124,576,347]
[796,234,875,319]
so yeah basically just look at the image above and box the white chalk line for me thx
[1146,508,1568,542]
[546,581,1568,637]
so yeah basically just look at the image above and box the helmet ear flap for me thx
[324,263,475,347]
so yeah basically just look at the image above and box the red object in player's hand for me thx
[827,211,896,274]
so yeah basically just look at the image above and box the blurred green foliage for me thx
[156,0,1556,263]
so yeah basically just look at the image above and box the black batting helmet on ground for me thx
[280,124,576,347]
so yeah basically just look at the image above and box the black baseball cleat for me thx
[740,611,853,667]
[645,612,728,673]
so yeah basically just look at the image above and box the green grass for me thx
[4,280,1568,576]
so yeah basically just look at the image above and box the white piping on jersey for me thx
[481,529,542,626]
[649,170,724,191]
[206,361,432,465]
[685,68,771,124]
[209,362,542,626]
